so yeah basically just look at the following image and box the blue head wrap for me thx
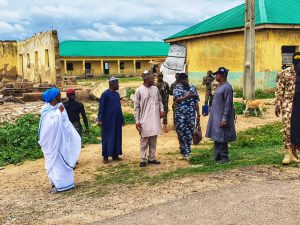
[42,87,60,103]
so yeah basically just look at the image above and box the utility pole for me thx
[243,0,255,100]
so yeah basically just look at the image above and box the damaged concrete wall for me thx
[0,41,18,78]
[17,30,62,86]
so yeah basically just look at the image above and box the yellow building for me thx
[0,31,61,85]
[165,0,300,89]
[59,41,169,77]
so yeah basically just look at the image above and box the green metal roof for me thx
[60,41,170,57]
[166,0,300,41]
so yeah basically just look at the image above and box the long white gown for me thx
[38,103,81,192]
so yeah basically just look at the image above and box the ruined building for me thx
[0,31,62,86]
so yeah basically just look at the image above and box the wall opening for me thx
[120,61,125,70]
[104,62,110,74]
[19,54,23,76]
[67,63,73,71]
[282,46,299,65]
[45,49,49,68]
[27,53,30,68]
[136,61,141,69]
[35,51,38,71]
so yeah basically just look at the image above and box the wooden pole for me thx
[243,0,255,100]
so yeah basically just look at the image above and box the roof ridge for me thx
[258,0,268,23]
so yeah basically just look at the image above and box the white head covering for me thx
[108,77,119,83]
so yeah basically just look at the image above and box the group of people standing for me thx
[38,66,237,193]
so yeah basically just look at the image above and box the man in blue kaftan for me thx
[97,77,124,164]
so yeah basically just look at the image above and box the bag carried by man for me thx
[193,121,202,145]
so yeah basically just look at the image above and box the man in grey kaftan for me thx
[134,71,164,167]
[206,67,236,163]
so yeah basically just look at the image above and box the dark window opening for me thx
[85,63,91,70]
[67,63,73,71]
[281,46,299,65]
[282,46,297,53]
[136,61,141,69]
[120,62,125,70]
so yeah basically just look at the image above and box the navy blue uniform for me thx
[173,83,200,156]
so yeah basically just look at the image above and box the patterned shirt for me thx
[173,83,200,116]
[275,66,296,109]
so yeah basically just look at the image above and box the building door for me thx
[104,62,109,74]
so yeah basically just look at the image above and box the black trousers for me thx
[214,141,229,162]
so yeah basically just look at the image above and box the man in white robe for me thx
[134,71,164,167]
[38,87,81,193]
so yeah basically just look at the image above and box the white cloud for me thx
[0,0,244,41]
[0,22,24,34]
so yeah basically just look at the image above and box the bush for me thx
[0,114,101,167]
[123,112,135,124]
[126,88,136,98]
[234,89,275,99]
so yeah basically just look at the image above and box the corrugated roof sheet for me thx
[60,41,170,57]
[166,0,300,41]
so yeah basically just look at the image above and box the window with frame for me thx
[67,63,73,71]
[135,61,141,69]
[120,62,125,70]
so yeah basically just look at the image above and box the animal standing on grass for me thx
[243,100,265,118]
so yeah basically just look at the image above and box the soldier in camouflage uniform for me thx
[211,79,220,98]
[170,73,180,129]
[275,54,300,165]
[202,70,215,106]
[156,73,170,132]
[173,73,200,160]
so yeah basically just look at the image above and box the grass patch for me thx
[0,114,101,167]
[123,112,135,125]
[233,102,264,116]
[234,89,275,99]
[188,122,283,172]
[89,122,284,192]
[77,76,142,84]
[126,87,136,98]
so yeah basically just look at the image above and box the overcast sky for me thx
[0,0,244,42]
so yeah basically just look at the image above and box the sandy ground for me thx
[0,92,285,225]
[95,179,300,225]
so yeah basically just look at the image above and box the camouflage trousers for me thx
[281,102,293,150]
[72,121,82,137]
[175,113,195,156]
[204,90,213,106]
[162,104,168,125]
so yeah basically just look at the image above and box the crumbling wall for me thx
[17,30,62,86]
[0,41,18,79]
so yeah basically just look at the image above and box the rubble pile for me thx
[0,102,44,123]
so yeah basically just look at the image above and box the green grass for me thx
[0,111,135,167]
[126,87,136,98]
[234,102,264,116]
[77,76,142,84]
[123,112,135,125]
[89,122,284,192]
[234,89,275,99]
[0,114,101,167]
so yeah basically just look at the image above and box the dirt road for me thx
[95,179,300,225]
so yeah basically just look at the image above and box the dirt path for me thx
[95,179,300,225]
[0,93,282,225]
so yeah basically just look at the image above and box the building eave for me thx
[165,24,300,43]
